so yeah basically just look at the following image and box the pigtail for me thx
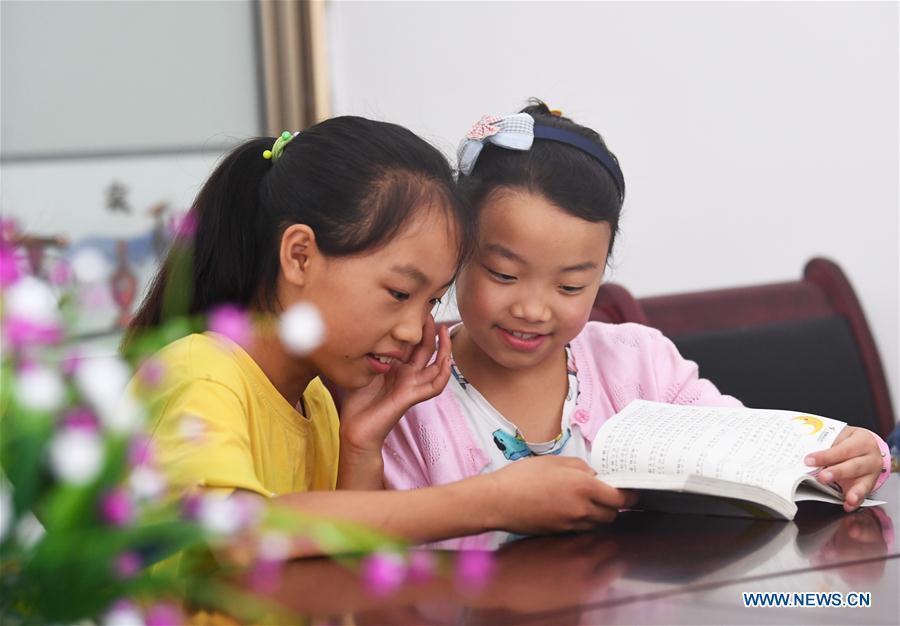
[122,137,273,351]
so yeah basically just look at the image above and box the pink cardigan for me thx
[383,322,891,491]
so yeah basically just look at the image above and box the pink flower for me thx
[0,218,18,242]
[136,358,166,389]
[248,559,283,595]
[128,435,155,468]
[361,552,407,597]
[465,115,503,141]
[3,316,63,348]
[62,407,100,431]
[454,550,496,593]
[114,551,142,578]
[0,245,23,288]
[406,551,436,584]
[48,260,72,287]
[167,211,198,242]
[208,304,252,348]
[100,489,135,526]
[179,492,203,520]
[145,602,184,626]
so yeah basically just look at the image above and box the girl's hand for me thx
[805,426,885,512]
[483,456,637,534]
[340,315,451,455]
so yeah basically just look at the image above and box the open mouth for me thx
[496,326,549,351]
[365,353,400,374]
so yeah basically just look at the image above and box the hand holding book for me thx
[589,401,887,520]
[805,426,888,513]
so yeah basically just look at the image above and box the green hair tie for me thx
[262,130,298,161]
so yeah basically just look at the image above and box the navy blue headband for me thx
[532,124,625,200]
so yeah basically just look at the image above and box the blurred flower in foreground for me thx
[114,551,143,578]
[406,550,437,584]
[454,550,497,594]
[278,302,325,355]
[145,602,184,626]
[198,492,262,538]
[3,276,63,348]
[209,304,252,348]
[75,356,145,434]
[71,247,111,284]
[103,600,145,626]
[49,427,104,485]
[15,364,66,413]
[0,243,23,287]
[361,551,407,597]
[100,489,135,526]
[167,210,198,241]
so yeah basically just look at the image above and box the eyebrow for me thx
[390,264,454,290]
[484,243,598,273]
[484,243,526,264]
[560,261,599,273]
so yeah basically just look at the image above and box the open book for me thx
[590,400,885,520]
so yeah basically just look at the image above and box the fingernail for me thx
[804,456,816,466]
[822,471,833,482]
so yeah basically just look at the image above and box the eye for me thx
[484,266,516,283]
[428,296,443,306]
[388,289,410,302]
[560,285,585,294]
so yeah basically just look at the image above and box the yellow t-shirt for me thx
[136,332,339,497]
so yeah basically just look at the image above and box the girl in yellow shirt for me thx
[125,117,632,557]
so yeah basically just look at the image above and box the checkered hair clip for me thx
[457,113,535,176]
[457,112,625,201]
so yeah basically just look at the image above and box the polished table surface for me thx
[244,474,900,625]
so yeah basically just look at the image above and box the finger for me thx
[842,475,877,512]
[408,314,437,369]
[554,456,596,473]
[586,501,620,524]
[415,350,451,402]
[806,431,871,468]
[818,454,883,485]
[591,480,635,509]
[418,323,451,383]
[434,323,451,368]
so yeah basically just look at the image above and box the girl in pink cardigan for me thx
[383,102,890,511]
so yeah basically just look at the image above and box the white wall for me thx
[327,1,899,412]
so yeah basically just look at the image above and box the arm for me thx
[270,456,636,558]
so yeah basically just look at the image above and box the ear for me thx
[279,224,319,289]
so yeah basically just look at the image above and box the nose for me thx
[391,309,425,346]
[509,295,551,324]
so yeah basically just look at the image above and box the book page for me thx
[591,400,846,500]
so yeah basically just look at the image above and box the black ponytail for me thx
[123,117,472,351]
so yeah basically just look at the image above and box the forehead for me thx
[478,189,611,264]
[366,205,459,281]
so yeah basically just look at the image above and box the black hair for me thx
[124,116,472,349]
[457,99,624,256]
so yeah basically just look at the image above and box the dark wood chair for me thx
[592,259,895,437]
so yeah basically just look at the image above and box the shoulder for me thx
[152,333,250,392]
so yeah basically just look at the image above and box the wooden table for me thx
[245,474,900,625]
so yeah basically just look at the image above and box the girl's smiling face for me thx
[456,188,611,372]
[296,205,459,389]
